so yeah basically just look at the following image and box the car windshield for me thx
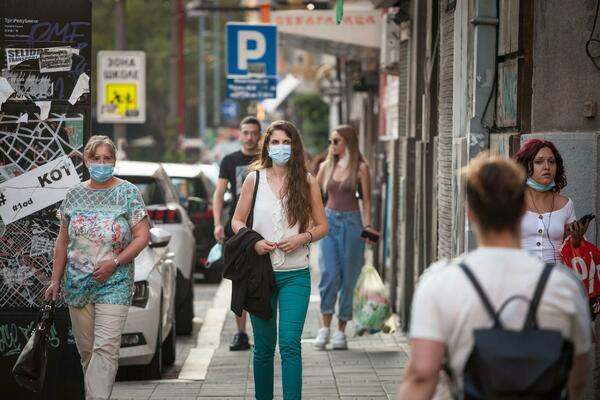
[170,177,208,204]
[122,176,166,206]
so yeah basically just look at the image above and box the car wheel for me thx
[176,278,194,335]
[140,304,163,379]
[162,314,176,365]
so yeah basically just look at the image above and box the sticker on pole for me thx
[226,23,277,100]
[0,156,80,225]
[97,51,146,123]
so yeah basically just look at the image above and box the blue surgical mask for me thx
[527,177,556,192]
[268,144,292,166]
[89,163,114,183]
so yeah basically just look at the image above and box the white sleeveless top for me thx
[520,198,576,264]
[251,169,310,271]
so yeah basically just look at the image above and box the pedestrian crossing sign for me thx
[105,83,138,117]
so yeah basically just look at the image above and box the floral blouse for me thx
[58,181,147,307]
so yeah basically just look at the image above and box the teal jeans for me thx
[250,268,310,400]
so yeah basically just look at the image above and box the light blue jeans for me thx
[318,208,365,322]
[250,268,310,400]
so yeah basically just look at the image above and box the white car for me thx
[115,161,196,335]
[119,228,177,379]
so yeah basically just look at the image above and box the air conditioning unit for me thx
[380,11,401,73]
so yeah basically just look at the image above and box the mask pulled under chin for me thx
[526,177,556,192]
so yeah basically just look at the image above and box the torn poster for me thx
[34,101,51,121]
[0,156,80,225]
[68,73,90,105]
[39,48,79,73]
[5,47,79,70]
[0,77,15,107]
[3,70,53,100]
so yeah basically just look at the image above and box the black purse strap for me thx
[245,170,260,229]
[459,262,502,328]
[36,301,55,332]
[523,263,554,329]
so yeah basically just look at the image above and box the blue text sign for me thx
[226,23,277,99]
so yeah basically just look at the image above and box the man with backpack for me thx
[398,153,591,400]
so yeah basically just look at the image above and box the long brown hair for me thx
[318,124,366,192]
[251,120,311,232]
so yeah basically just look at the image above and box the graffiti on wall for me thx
[0,0,91,310]
[0,112,85,308]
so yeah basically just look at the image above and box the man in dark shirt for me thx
[213,116,261,351]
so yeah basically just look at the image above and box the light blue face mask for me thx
[89,163,115,183]
[268,144,292,166]
[527,177,556,192]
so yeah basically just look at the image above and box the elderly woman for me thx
[45,135,150,400]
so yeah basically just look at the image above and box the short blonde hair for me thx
[464,151,526,232]
[84,135,117,160]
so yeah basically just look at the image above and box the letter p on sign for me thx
[227,23,277,77]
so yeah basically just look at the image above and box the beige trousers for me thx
[69,304,129,400]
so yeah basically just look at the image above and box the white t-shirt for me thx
[520,198,576,263]
[410,247,591,388]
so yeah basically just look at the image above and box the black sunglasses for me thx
[328,138,341,145]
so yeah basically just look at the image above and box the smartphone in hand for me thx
[361,228,380,243]
[579,214,595,225]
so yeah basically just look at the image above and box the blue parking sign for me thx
[226,23,277,78]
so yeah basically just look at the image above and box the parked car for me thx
[119,227,177,379]
[114,161,196,334]
[162,163,225,282]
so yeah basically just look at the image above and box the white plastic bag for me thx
[353,265,392,336]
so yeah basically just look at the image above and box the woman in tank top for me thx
[231,120,328,400]
[515,139,590,264]
[314,125,380,350]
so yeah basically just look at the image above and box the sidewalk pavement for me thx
[113,254,408,400]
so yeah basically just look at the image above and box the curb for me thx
[178,278,231,380]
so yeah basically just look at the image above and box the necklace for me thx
[529,190,557,263]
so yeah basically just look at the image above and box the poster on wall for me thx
[0,0,91,310]
[0,0,92,104]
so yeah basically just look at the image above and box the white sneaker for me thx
[314,327,330,349]
[332,331,347,350]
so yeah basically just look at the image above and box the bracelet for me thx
[305,231,313,244]
[113,257,120,267]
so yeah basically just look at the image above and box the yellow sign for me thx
[105,83,137,116]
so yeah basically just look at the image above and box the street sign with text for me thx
[226,23,277,100]
[97,51,146,123]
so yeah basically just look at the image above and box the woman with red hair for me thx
[514,139,590,263]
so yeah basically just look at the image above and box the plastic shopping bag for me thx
[561,237,600,319]
[353,265,392,336]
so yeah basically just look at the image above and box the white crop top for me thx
[251,169,310,271]
[520,199,576,264]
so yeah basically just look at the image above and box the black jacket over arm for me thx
[223,227,276,320]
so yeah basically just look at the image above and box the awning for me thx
[270,6,382,59]
[260,74,302,113]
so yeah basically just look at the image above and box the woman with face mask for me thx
[45,135,150,400]
[313,125,380,350]
[231,120,328,400]
[515,139,590,263]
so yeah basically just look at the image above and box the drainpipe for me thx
[465,0,498,251]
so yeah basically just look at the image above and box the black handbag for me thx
[12,301,55,393]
